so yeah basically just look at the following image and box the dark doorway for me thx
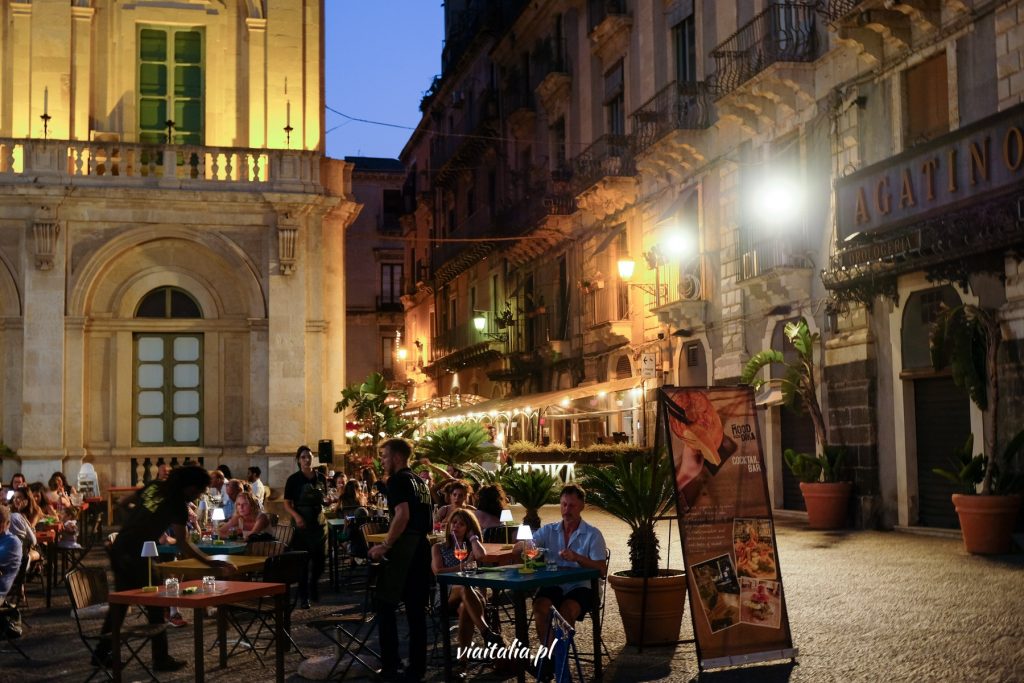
[913,376,970,528]
[779,404,814,511]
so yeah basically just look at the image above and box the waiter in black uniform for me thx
[368,437,432,683]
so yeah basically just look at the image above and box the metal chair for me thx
[307,564,384,680]
[245,539,286,557]
[223,551,309,666]
[483,525,516,544]
[536,607,584,683]
[572,548,611,668]
[66,567,164,682]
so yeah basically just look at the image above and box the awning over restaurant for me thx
[426,375,645,421]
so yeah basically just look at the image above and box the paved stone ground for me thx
[1,505,1022,682]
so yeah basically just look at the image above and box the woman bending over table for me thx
[217,490,270,540]
[431,509,504,661]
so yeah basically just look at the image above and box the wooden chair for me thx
[267,524,294,548]
[246,540,286,557]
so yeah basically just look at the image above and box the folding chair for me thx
[536,607,584,683]
[223,551,308,666]
[572,548,611,667]
[307,564,384,680]
[66,567,164,683]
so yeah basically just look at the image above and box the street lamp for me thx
[473,313,486,331]
[618,251,667,301]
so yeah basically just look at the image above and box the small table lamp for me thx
[499,509,514,526]
[141,541,159,591]
[210,507,225,538]
[516,524,533,541]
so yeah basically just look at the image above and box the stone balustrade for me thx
[0,138,321,192]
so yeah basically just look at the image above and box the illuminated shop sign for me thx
[836,103,1024,240]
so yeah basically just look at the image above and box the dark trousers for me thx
[376,538,431,679]
[292,525,326,601]
[99,553,168,661]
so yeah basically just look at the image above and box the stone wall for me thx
[826,358,879,527]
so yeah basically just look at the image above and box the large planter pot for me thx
[608,569,686,646]
[952,493,1022,554]
[799,481,853,530]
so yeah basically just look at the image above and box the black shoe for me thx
[299,599,312,610]
[153,656,187,672]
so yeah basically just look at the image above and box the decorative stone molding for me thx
[535,72,572,121]
[277,225,297,275]
[32,218,60,271]
[589,13,632,69]
[575,177,638,220]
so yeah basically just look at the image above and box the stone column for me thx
[19,206,66,481]
[70,5,95,141]
[10,3,32,138]
[245,18,267,148]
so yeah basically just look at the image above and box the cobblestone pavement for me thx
[1,505,1022,682]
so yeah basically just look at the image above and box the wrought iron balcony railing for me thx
[0,138,320,190]
[711,2,818,97]
[632,81,713,155]
[429,88,498,177]
[571,134,635,194]
[738,237,813,282]
[430,318,527,363]
[824,0,866,22]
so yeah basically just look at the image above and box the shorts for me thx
[534,585,595,616]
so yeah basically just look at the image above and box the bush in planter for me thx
[578,451,685,645]
[506,440,649,465]
[930,304,1023,553]
[416,422,498,470]
[741,320,852,529]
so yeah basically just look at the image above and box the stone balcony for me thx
[737,237,815,311]
[572,134,637,220]
[632,81,713,180]
[824,0,946,65]
[0,138,322,193]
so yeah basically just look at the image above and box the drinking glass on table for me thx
[453,540,468,574]
[522,539,539,564]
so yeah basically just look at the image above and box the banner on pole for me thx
[658,385,795,667]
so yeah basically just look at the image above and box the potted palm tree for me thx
[498,467,559,530]
[930,304,1023,554]
[741,319,852,530]
[578,451,684,646]
[416,422,499,470]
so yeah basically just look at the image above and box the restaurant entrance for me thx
[913,376,969,528]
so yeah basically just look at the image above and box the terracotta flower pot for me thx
[608,569,687,646]
[799,481,853,530]
[951,493,1022,554]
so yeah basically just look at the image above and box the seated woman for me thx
[217,491,270,540]
[10,488,43,530]
[434,480,476,525]
[28,482,58,520]
[340,480,367,510]
[474,483,509,532]
[48,471,76,511]
[431,509,503,659]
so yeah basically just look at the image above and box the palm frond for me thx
[739,350,784,390]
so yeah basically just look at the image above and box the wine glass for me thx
[453,540,468,574]
[522,539,538,564]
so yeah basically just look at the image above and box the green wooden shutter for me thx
[138,27,203,144]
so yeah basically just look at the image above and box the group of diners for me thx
[1,470,89,610]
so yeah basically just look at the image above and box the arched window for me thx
[901,285,961,371]
[133,287,203,446]
[135,286,202,318]
[614,354,632,380]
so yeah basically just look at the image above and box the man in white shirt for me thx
[247,467,266,507]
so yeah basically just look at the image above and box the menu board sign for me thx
[658,386,796,668]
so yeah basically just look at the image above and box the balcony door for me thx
[139,26,204,144]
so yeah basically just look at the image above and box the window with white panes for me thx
[135,335,203,445]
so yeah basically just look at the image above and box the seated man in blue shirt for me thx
[516,484,607,646]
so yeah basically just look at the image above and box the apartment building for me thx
[402,0,1024,528]
[0,0,359,489]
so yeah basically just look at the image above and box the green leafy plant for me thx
[929,304,1013,495]
[497,467,559,530]
[784,446,846,484]
[415,422,498,469]
[932,434,986,495]
[578,451,675,578]
[335,372,418,466]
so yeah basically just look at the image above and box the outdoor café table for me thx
[479,542,518,566]
[107,579,287,683]
[365,531,445,545]
[34,528,56,607]
[157,540,248,556]
[155,554,267,580]
[436,566,601,683]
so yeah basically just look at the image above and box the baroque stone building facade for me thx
[401,0,1024,529]
[0,0,359,490]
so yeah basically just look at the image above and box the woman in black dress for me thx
[283,444,328,607]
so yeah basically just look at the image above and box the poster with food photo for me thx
[739,578,782,629]
[692,554,741,633]
[733,518,777,579]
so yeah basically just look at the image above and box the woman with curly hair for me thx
[473,483,509,531]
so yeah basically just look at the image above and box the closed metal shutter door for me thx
[779,405,815,511]
[914,377,970,528]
